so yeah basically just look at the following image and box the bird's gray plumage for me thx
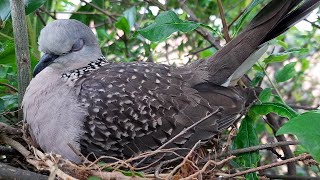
[22,0,319,164]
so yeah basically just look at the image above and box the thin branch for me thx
[218,141,298,158]
[136,110,218,166]
[0,32,14,40]
[305,19,320,29]
[35,11,46,26]
[79,0,117,22]
[0,122,22,135]
[178,0,222,50]
[0,82,18,92]
[288,104,320,110]
[265,114,296,175]
[166,141,201,179]
[224,153,311,178]
[181,156,236,180]
[39,7,56,20]
[217,0,231,42]
[0,134,30,157]
[187,44,215,56]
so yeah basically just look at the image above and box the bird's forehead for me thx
[38,20,84,53]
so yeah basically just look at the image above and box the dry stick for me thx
[166,140,201,180]
[79,0,117,22]
[136,111,217,167]
[0,122,22,135]
[181,156,236,180]
[224,153,311,178]
[218,140,299,158]
[217,0,231,42]
[9,0,31,121]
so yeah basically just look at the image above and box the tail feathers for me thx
[263,0,320,43]
[205,0,319,86]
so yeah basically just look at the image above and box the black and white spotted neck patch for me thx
[62,56,109,81]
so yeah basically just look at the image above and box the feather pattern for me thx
[75,60,254,159]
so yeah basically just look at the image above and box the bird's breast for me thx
[22,69,85,163]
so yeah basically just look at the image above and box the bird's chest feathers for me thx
[22,69,85,162]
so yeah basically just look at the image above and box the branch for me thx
[0,82,18,92]
[224,153,311,178]
[79,0,117,22]
[218,140,299,158]
[217,0,231,42]
[9,0,31,121]
[0,162,48,180]
[265,114,296,175]
[178,1,222,50]
[0,122,22,135]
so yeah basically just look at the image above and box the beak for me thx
[33,54,59,77]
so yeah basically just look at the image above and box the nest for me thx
[0,122,314,179]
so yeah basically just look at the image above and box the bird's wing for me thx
[75,62,252,159]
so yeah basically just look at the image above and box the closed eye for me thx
[70,39,84,52]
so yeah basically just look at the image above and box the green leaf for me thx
[258,88,271,103]
[0,0,47,21]
[0,0,10,21]
[277,111,320,162]
[137,11,200,41]
[87,176,101,180]
[274,62,297,83]
[115,16,130,35]
[232,0,264,35]
[263,53,289,64]
[233,111,260,180]
[123,6,136,29]
[250,103,298,119]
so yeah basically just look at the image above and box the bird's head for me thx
[34,19,102,77]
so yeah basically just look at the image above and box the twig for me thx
[145,0,167,10]
[178,0,222,50]
[0,32,14,40]
[0,122,22,135]
[218,141,298,158]
[224,153,311,178]
[288,104,319,110]
[79,0,117,22]
[305,19,320,29]
[0,82,18,92]
[181,156,236,180]
[262,174,320,180]
[186,44,214,56]
[217,0,231,42]
[0,134,30,157]
[266,114,296,175]
[35,11,46,26]
[39,7,56,20]
[136,111,218,167]
[166,141,201,179]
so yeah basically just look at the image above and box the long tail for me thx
[205,0,320,86]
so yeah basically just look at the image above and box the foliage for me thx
[1,0,320,179]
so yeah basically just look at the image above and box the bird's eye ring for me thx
[71,39,84,52]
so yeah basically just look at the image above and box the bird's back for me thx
[75,59,256,160]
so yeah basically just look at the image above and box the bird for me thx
[22,0,319,164]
